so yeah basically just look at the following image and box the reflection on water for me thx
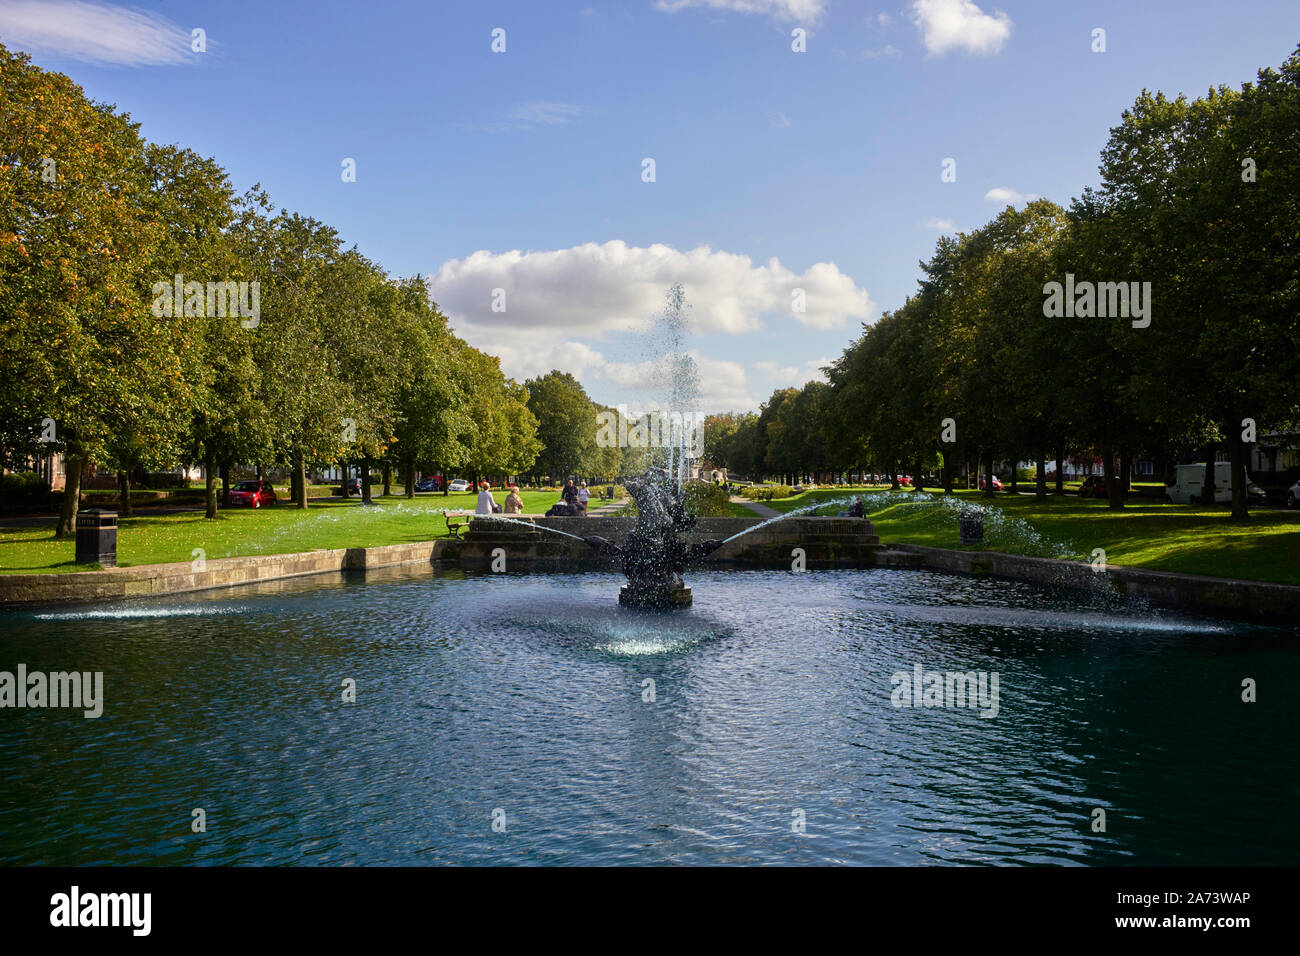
[1,568,1295,865]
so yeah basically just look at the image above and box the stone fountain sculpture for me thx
[583,467,723,608]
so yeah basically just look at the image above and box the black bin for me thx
[959,509,984,546]
[75,509,117,566]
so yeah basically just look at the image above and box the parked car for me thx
[1166,463,1267,505]
[447,478,471,493]
[337,477,362,496]
[1289,479,1300,509]
[897,475,912,487]
[978,475,1003,491]
[414,476,441,492]
[230,480,276,508]
[1077,475,1110,498]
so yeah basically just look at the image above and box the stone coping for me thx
[889,544,1300,626]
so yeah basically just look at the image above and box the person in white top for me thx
[577,481,590,515]
[475,481,496,515]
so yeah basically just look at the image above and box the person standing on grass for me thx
[577,481,590,515]
[476,481,496,515]
[561,479,578,509]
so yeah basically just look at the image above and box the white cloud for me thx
[0,0,192,65]
[926,217,956,230]
[984,186,1037,204]
[877,13,894,26]
[772,112,793,127]
[653,0,828,24]
[430,241,871,342]
[507,102,585,127]
[863,44,901,58]
[909,0,1011,56]
[753,357,830,388]
[430,241,867,410]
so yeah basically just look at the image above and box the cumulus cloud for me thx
[653,0,828,23]
[0,0,192,65]
[910,0,1011,56]
[984,186,1037,204]
[430,241,866,411]
[754,357,831,389]
[429,241,871,340]
[926,217,956,230]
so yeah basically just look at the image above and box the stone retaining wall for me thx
[889,544,1300,626]
[0,540,452,607]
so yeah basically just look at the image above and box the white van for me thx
[1166,463,1266,505]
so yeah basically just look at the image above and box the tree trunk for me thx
[1102,440,1122,510]
[361,456,373,504]
[220,461,230,509]
[1010,461,1018,495]
[1036,450,1047,500]
[340,460,350,498]
[295,454,308,509]
[442,467,449,496]
[204,448,218,519]
[55,453,86,538]
[889,467,899,491]
[913,461,923,492]
[382,462,392,497]
[1119,448,1132,502]
[118,468,134,518]
[405,456,415,499]
[1230,422,1249,522]
[983,453,994,498]
[1054,446,1064,494]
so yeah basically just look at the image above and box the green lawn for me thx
[0,489,590,574]
[766,486,1300,586]
[8,483,1297,586]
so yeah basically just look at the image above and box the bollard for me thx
[75,509,118,566]
[959,509,984,546]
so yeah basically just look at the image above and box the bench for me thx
[444,511,469,539]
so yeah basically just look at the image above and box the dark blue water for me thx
[1,568,1296,865]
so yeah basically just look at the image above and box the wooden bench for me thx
[444,511,469,539]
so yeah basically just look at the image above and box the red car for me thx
[230,480,277,508]
[978,475,1003,491]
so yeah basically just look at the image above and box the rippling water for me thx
[1,568,1296,865]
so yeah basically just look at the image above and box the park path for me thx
[730,496,780,518]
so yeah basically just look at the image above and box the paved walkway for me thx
[730,496,780,518]
[585,498,628,516]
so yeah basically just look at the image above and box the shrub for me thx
[682,480,731,517]
[0,470,52,515]
[741,484,795,501]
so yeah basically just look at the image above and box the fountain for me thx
[582,467,723,608]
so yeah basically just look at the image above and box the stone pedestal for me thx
[619,584,692,608]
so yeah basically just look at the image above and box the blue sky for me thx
[3,0,1298,412]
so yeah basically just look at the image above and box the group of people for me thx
[546,479,589,517]
[474,481,523,516]
[474,479,591,517]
